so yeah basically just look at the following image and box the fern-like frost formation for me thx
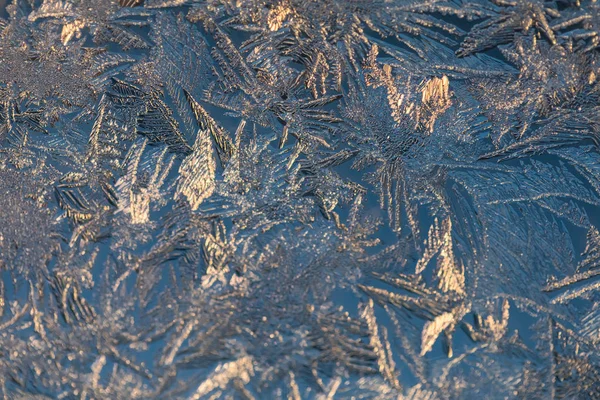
[0,0,600,398]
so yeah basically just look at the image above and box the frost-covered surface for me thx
[1,0,600,398]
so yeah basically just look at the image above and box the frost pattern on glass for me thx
[1,0,600,398]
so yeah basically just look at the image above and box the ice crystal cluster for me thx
[2,0,600,398]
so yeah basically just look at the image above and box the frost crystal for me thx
[1,0,600,398]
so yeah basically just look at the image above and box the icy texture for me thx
[1,0,600,398]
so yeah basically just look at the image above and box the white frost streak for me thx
[420,312,455,356]
[176,128,216,210]
[188,356,254,400]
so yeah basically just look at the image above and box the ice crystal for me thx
[1,0,600,398]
